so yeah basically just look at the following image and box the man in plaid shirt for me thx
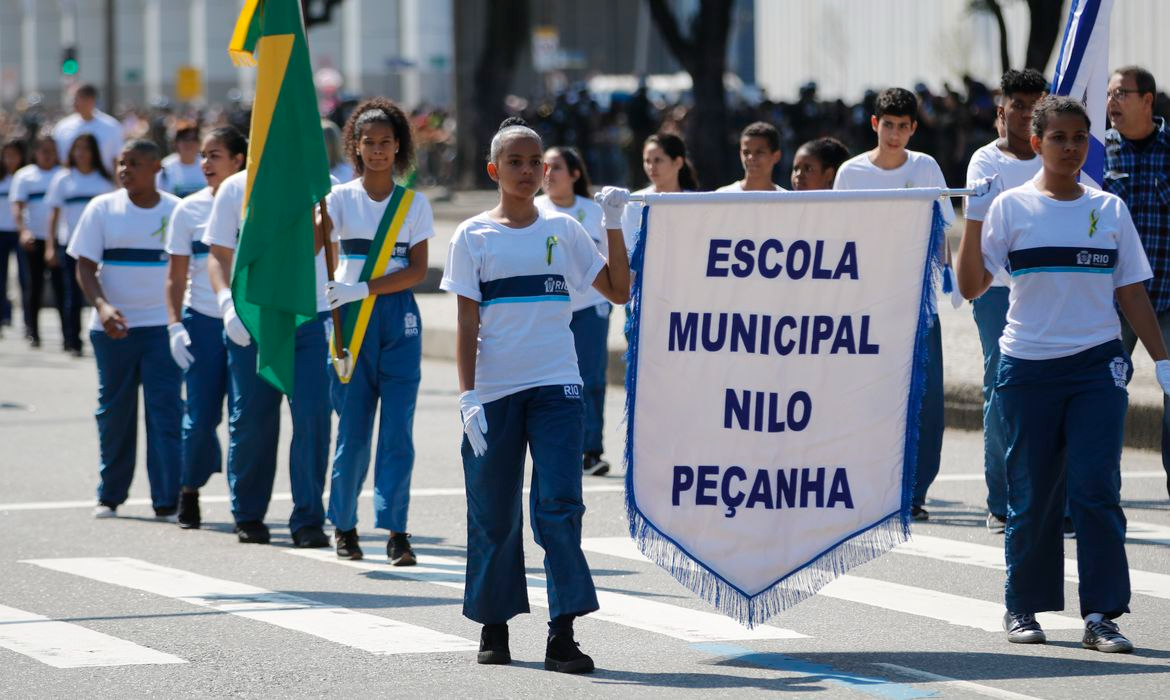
[1106,65,1170,499]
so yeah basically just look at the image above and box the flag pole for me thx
[317,199,350,374]
[627,187,980,203]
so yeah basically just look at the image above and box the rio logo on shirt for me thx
[1076,250,1111,266]
[544,277,569,294]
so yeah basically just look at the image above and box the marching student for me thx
[536,146,613,477]
[0,139,28,334]
[164,126,247,529]
[66,139,182,519]
[716,121,785,192]
[441,118,631,673]
[321,99,433,565]
[157,121,208,198]
[203,166,333,548]
[45,134,116,356]
[957,96,1169,654]
[963,69,1048,534]
[834,87,953,521]
[620,132,697,260]
[790,137,850,191]
[10,135,62,348]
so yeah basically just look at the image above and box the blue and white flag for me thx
[1051,0,1115,188]
[623,190,944,626]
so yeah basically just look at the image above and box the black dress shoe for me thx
[235,521,270,544]
[177,491,201,529]
[292,525,330,548]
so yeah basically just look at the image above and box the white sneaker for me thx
[93,504,117,519]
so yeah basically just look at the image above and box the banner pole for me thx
[627,187,979,203]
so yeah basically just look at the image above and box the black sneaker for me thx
[986,513,1006,534]
[235,521,270,544]
[477,624,511,665]
[1082,618,1134,653]
[583,452,610,477]
[292,525,330,548]
[1063,517,1076,539]
[545,632,594,674]
[335,529,363,560]
[911,506,929,522]
[177,491,201,529]
[153,506,178,523]
[1003,611,1046,644]
[388,532,416,566]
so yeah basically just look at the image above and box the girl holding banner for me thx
[957,96,1170,654]
[535,146,612,477]
[321,99,434,566]
[441,118,631,672]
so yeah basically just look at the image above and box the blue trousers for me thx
[60,254,84,351]
[328,292,421,532]
[913,314,944,509]
[180,308,229,490]
[461,385,600,625]
[1120,310,1170,498]
[90,326,182,509]
[0,230,28,327]
[972,287,1010,516]
[225,313,331,533]
[997,340,1131,618]
[570,303,610,455]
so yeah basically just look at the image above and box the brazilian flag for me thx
[228,0,331,394]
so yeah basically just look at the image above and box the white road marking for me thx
[286,548,804,642]
[0,603,185,668]
[22,558,475,655]
[0,484,625,512]
[873,662,1045,700]
[896,534,1170,601]
[933,471,1164,483]
[1125,520,1170,547]
[579,537,1082,633]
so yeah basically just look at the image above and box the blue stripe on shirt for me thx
[64,195,96,205]
[480,274,571,306]
[103,247,168,266]
[1007,246,1116,275]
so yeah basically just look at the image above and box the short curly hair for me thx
[342,97,414,176]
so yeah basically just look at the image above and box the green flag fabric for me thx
[228,0,331,394]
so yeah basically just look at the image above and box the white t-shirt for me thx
[983,181,1152,361]
[9,165,61,240]
[52,110,124,169]
[965,140,1043,288]
[326,180,435,286]
[440,208,607,403]
[202,170,330,313]
[158,153,207,198]
[535,194,609,312]
[166,187,219,318]
[0,175,17,231]
[715,181,787,192]
[67,189,180,331]
[45,169,115,246]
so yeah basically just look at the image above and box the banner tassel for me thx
[620,201,945,628]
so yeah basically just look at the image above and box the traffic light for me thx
[61,46,79,76]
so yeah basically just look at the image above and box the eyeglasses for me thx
[1106,88,1142,101]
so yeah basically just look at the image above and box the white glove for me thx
[326,280,369,310]
[218,288,251,347]
[167,322,194,370]
[970,174,999,197]
[945,267,964,310]
[459,390,489,457]
[595,186,631,230]
[1157,360,1170,395]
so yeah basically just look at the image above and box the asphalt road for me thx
[2,318,1170,699]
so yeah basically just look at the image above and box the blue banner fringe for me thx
[622,199,945,627]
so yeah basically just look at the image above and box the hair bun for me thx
[498,116,529,130]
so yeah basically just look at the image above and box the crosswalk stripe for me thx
[896,534,1170,601]
[0,484,625,513]
[1126,520,1170,546]
[579,537,1082,633]
[0,603,186,668]
[286,549,805,642]
[22,558,476,656]
[872,662,1045,700]
[931,471,1165,483]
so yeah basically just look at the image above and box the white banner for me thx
[624,190,944,626]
